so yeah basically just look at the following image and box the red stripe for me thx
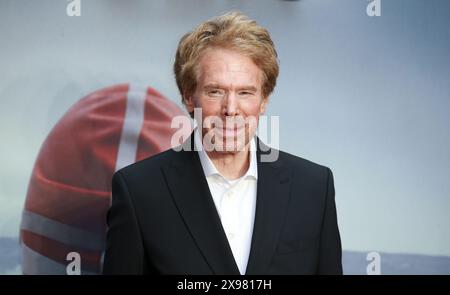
[25,174,110,233]
[21,230,102,273]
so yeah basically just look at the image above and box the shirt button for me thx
[227,232,235,240]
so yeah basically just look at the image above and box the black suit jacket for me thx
[103,135,342,275]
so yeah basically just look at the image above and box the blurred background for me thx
[0,0,449,274]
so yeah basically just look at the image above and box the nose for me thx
[222,92,239,116]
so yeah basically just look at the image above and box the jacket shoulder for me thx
[277,149,331,179]
[115,147,178,181]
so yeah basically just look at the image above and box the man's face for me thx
[185,48,268,153]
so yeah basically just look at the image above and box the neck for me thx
[206,143,250,181]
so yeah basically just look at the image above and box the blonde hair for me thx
[174,11,279,106]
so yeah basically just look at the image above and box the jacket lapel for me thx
[162,135,292,275]
[162,135,240,274]
[245,139,293,275]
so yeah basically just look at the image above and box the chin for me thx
[221,137,249,153]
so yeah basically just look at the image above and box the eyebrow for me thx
[203,83,258,92]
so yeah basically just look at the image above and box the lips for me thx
[217,126,244,138]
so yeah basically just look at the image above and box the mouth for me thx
[216,126,245,138]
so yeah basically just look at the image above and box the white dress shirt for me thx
[194,129,258,275]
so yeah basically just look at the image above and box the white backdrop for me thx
[1,0,450,274]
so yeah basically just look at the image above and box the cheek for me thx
[241,100,264,117]
[242,103,263,130]
[195,96,221,116]
[201,102,222,117]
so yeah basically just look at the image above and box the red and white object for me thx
[20,84,189,274]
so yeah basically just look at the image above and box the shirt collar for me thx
[194,127,258,181]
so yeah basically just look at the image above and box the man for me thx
[103,11,342,275]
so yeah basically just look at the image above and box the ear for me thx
[259,96,269,114]
[183,93,195,113]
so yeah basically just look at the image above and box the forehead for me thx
[196,48,262,87]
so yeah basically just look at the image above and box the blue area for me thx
[1,237,449,275]
[0,237,21,274]
[343,251,450,275]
